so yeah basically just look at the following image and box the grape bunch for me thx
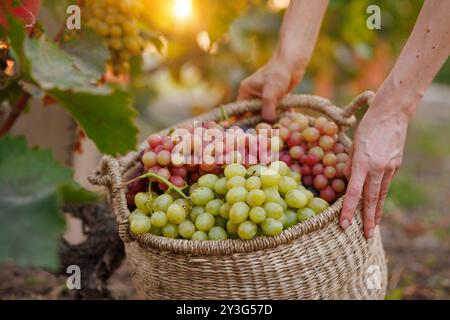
[273,113,349,203]
[84,0,145,74]
[128,161,330,240]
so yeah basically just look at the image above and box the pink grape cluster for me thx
[274,113,349,203]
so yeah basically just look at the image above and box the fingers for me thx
[261,86,279,122]
[340,160,366,230]
[362,167,384,239]
[374,164,396,224]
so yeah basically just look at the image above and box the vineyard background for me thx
[0,0,449,299]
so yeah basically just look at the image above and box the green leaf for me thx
[0,136,68,270]
[60,182,100,205]
[24,35,103,92]
[49,88,138,155]
[62,31,110,81]
[4,15,26,67]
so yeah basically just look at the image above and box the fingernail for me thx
[367,228,374,239]
[341,219,350,229]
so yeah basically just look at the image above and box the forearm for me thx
[273,0,329,69]
[374,0,450,119]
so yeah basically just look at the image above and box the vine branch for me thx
[0,91,30,137]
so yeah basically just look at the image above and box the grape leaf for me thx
[60,182,100,205]
[0,136,72,270]
[62,31,110,81]
[49,88,138,155]
[23,35,102,92]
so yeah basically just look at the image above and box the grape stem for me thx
[122,172,189,200]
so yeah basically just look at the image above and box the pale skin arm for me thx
[340,0,450,238]
[237,0,329,121]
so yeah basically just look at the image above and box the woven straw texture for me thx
[89,91,387,300]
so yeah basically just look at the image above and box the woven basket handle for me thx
[88,156,133,243]
[222,90,374,129]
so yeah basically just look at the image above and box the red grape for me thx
[313,174,328,190]
[289,146,304,160]
[186,164,198,172]
[309,146,324,160]
[280,153,293,166]
[302,175,314,186]
[323,166,336,179]
[170,166,187,178]
[162,137,174,151]
[290,163,302,174]
[287,131,302,147]
[148,134,163,149]
[158,182,169,191]
[336,153,349,163]
[199,163,215,172]
[293,114,309,130]
[314,117,328,132]
[158,168,171,180]
[323,122,338,136]
[323,152,337,166]
[303,154,319,166]
[301,164,312,176]
[331,179,346,193]
[279,127,290,141]
[319,135,335,151]
[157,150,171,166]
[320,186,336,203]
[302,127,320,142]
[334,143,345,154]
[154,145,163,153]
[288,122,302,132]
[279,117,291,127]
[142,151,157,167]
[335,163,346,177]
[149,165,162,174]
[169,175,185,188]
[312,163,324,175]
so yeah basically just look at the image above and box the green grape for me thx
[224,163,246,179]
[297,185,306,191]
[226,187,248,204]
[149,225,162,236]
[134,192,151,213]
[279,176,297,194]
[285,190,308,208]
[226,220,239,234]
[298,207,316,222]
[278,214,286,226]
[264,202,284,219]
[229,202,250,224]
[219,202,231,219]
[278,198,288,211]
[289,170,302,183]
[190,206,205,222]
[130,215,151,234]
[302,189,314,203]
[152,194,173,212]
[178,220,196,239]
[208,226,228,240]
[269,161,290,176]
[260,168,281,188]
[263,188,281,203]
[150,211,168,228]
[214,177,228,195]
[191,231,208,240]
[249,207,266,224]
[161,223,178,238]
[237,221,258,240]
[246,189,266,207]
[189,182,201,195]
[261,218,283,236]
[174,198,189,210]
[191,187,215,206]
[284,209,298,228]
[205,199,223,216]
[245,176,262,191]
[128,209,146,223]
[198,174,219,189]
[215,216,227,228]
[308,197,329,214]
[226,176,246,189]
[166,203,187,224]
[246,164,264,176]
[195,213,215,232]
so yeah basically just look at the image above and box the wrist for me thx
[272,42,308,73]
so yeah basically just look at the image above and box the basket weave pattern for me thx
[89,91,387,300]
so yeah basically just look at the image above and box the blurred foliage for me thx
[388,171,428,209]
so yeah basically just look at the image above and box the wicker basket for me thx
[89,91,387,300]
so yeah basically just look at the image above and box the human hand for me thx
[340,97,411,239]
[237,56,306,121]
